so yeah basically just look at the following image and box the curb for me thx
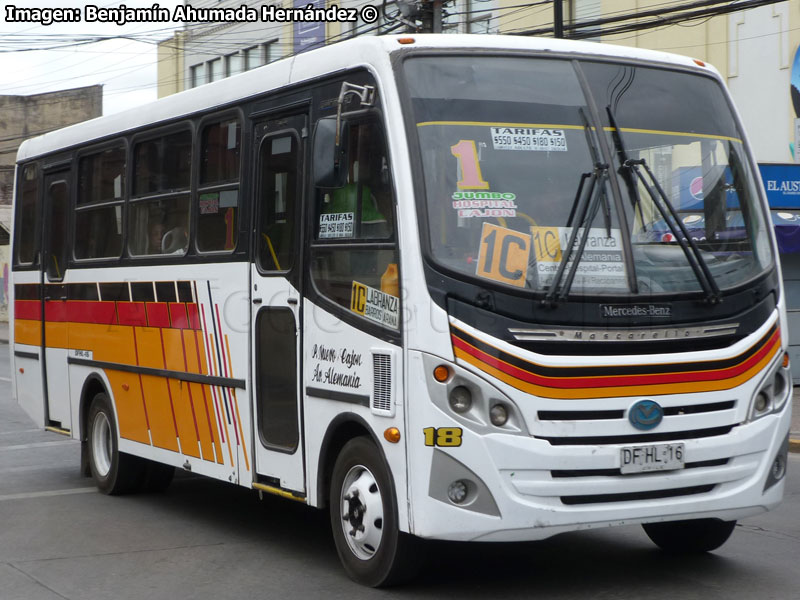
[790,439,800,454]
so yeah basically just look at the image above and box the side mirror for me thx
[312,117,349,188]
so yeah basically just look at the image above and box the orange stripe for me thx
[225,334,249,472]
[209,333,235,467]
[14,319,40,346]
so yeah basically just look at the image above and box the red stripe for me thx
[187,304,200,330]
[117,302,147,327]
[169,303,189,329]
[14,300,40,320]
[44,301,67,322]
[453,328,781,390]
[146,303,170,328]
[66,301,117,325]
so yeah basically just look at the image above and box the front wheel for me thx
[87,392,145,495]
[643,518,736,553]
[329,437,418,586]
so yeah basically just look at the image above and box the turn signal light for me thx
[398,37,416,45]
[783,352,790,369]
[693,58,706,67]
[384,427,401,443]
[433,365,451,382]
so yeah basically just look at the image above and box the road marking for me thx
[1,440,76,451]
[0,487,96,502]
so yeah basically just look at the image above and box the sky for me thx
[0,0,186,115]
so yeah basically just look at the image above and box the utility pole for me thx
[432,0,443,33]
[420,0,443,32]
[554,0,564,38]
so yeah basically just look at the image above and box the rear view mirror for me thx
[313,117,349,188]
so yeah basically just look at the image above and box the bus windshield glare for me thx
[404,56,773,298]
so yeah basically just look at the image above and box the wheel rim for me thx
[91,411,112,477]
[339,465,384,560]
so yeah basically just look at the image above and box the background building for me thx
[0,85,102,321]
[0,85,103,205]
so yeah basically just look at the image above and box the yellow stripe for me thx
[417,121,586,130]
[455,342,779,400]
[252,482,306,503]
[603,126,742,145]
[416,120,742,144]
[225,333,250,472]
[45,425,71,436]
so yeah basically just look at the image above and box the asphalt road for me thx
[2,341,800,599]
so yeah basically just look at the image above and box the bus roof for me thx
[16,34,712,163]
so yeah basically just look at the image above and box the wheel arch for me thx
[78,373,111,477]
[316,412,387,509]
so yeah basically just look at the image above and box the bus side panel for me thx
[61,266,248,486]
[12,274,45,428]
[302,300,408,528]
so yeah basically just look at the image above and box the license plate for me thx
[620,443,685,474]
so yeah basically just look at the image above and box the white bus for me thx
[11,34,791,586]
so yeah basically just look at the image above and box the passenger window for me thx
[257,132,298,271]
[130,130,191,256]
[16,164,39,265]
[75,145,125,259]
[198,119,241,252]
[310,119,400,329]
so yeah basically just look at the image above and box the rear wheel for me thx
[329,437,418,587]
[643,518,736,553]
[87,392,145,495]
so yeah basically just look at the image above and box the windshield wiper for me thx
[606,107,646,233]
[625,158,721,303]
[544,109,611,305]
[606,106,721,303]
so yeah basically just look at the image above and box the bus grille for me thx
[537,425,735,446]
[560,484,715,505]
[371,353,393,414]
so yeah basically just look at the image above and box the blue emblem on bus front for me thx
[628,400,664,430]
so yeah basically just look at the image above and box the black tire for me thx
[142,461,175,493]
[87,392,145,495]
[329,437,419,587]
[643,518,737,553]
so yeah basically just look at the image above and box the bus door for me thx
[250,112,307,493]
[41,168,72,432]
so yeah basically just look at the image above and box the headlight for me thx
[749,352,791,422]
[448,386,473,413]
[425,354,527,435]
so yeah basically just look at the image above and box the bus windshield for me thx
[403,55,773,298]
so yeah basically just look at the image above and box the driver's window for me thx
[310,118,400,330]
